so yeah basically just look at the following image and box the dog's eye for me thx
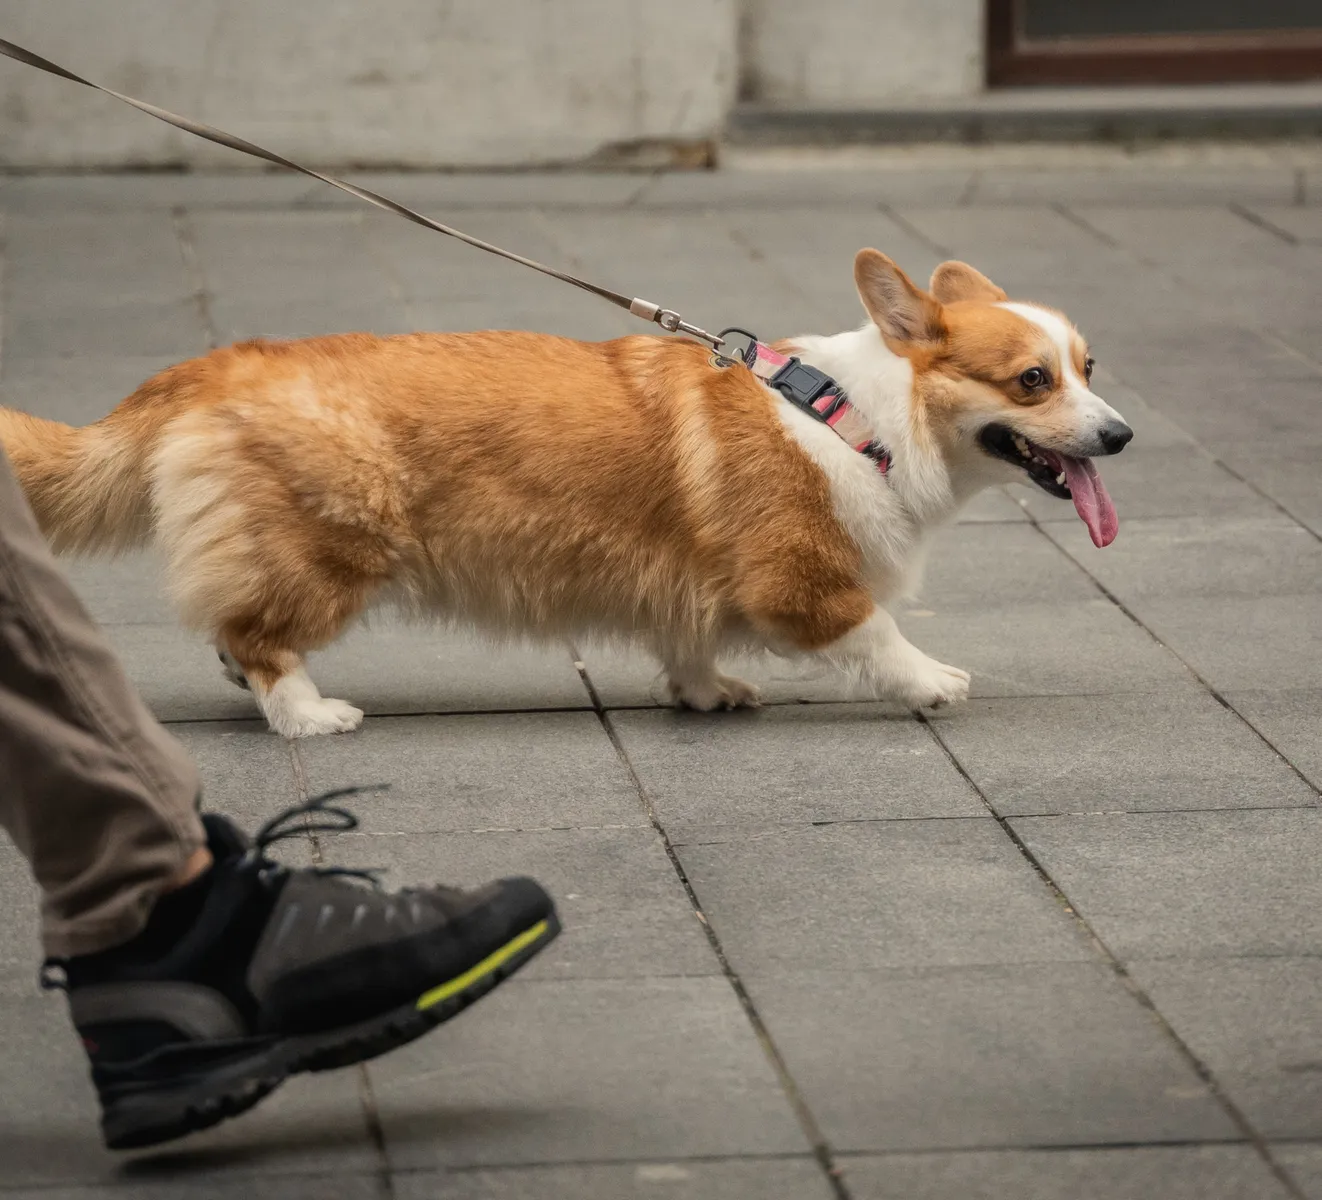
[1084,357,1095,381]
[1019,367,1047,389]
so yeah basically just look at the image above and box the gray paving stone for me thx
[639,167,977,209]
[1072,206,1322,336]
[913,524,1097,611]
[934,692,1316,816]
[1276,1143,1322,1200]
[0,173,321,214]
[955,486,1029,523]
[0,839,40,996]
[187,211,395,304]
[5,298,208,360]
[547,210,806,338]
[581,643,891,709]
[609,704,983,825]
[0,996,375,1186]
[1218,444,1322,538]
[370,977,806,1168]
[724,207,941,330]
[325,828,718,979]
[0,355,181,422]
[1083,378,1203,451]
[309,625,589,715]
[0,1180,383,1200]
[174,720,303,825]
[5,170,1322,1190]
[1245,205,1322,243]
[296,712,645,833]
[973,166,1300,205]
[5,213,196,307]
[106,620,591,723]
[2,212,205,359]
[1012,809,1322,960]
[101,624,258,723]
[186,210,409,340]
[1130,957,1322,1140]
[1016,445,1280,526]
[1119,358,1322,454]
[898,599,1194,698]
[342,170,648,209]
[404,295,629,341]
[1225,689,1322,790]
[394,1159,835,1199]
[886,202,1153,308]
[207,300,416,343]
[1042,516,1322,602]
[59,552,175,626]
[366,210,589,302]
[751,964,1235,1152]
[675,819,1092,974]
[842,1145,1291,1200]
[1126,594,1322,692]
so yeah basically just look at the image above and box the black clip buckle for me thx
[768,357,838,410]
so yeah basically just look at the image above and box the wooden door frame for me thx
[987,0,1322,86]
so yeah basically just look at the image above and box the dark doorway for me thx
[988,0,1322,85]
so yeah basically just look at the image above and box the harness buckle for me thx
[768,357,838,409]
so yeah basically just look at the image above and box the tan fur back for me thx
[135,333,865,666]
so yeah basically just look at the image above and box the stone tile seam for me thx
[1053,202,1322,544]
[916,710,1309,1200]
[571,650,855,1200]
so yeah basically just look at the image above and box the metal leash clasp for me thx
[629,298,724,351]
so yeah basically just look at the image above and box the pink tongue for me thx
[1058,454,1118,548]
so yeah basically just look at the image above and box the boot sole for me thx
[102,913,560,1151]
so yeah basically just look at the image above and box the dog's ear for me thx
[929,260,1007,304]
[854,249,945,345]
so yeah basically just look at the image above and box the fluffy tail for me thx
[0,407,155,554]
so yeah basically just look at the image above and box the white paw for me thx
[887,655,971,710]
[668,673,762,712]
[270,697,365,738]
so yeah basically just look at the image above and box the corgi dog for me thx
[0,251,1132,738]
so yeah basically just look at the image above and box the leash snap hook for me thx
[629,298,724,350]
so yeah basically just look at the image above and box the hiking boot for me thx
[45,786,559,1151]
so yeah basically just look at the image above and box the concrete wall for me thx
[0,0,986,168]
[0,0,736,168]
[740,0,984,104]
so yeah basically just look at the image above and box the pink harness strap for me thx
[743,340,890,475]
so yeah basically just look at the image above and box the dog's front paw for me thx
[668,672,762,712]
[270,697,365,738]
[890,655,970,710]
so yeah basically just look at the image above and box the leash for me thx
[0,36,891,473]
[0,36,725,350]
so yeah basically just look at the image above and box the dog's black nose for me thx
[1098,420,1133,455]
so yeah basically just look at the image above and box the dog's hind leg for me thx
[660,645,761,712]
[216,641,250,691]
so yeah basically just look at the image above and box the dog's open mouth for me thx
[978,423,1118,548]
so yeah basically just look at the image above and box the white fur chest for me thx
[772,395,925,599]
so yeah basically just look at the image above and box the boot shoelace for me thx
[41,784,394,990]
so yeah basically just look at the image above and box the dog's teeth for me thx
[1013,435,1030,456]
[1056,472,1066,485]
[1032,455,1045,465]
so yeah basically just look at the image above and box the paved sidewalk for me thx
[0,150,1320,1199]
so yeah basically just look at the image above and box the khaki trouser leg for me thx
[0,448,203,958]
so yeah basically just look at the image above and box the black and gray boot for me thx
[46,787,559,1151]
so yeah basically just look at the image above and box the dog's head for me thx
[854,249,1131,547]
